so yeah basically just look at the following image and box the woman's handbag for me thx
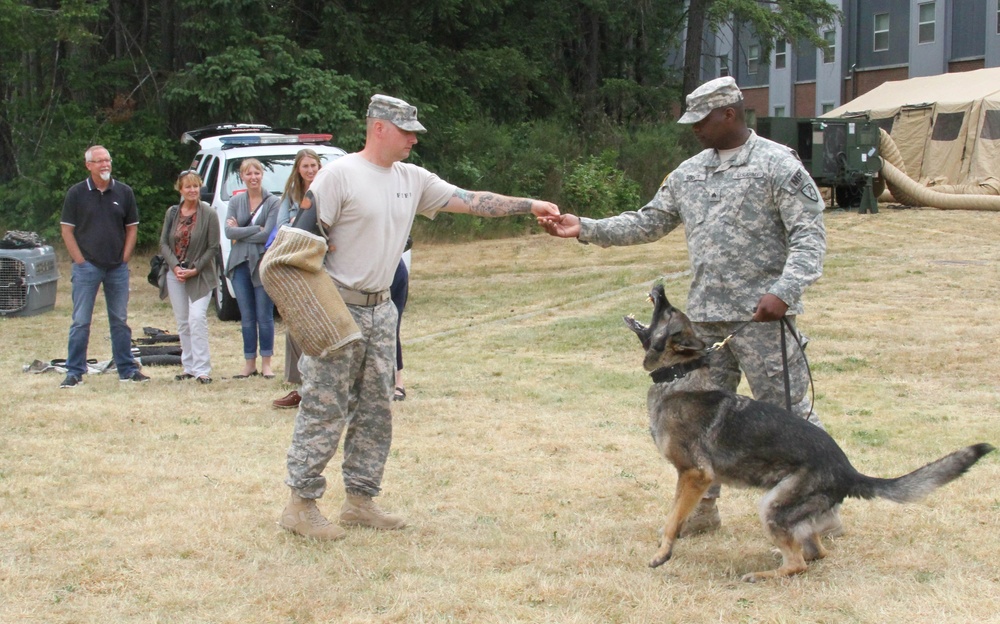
[147,254,165,287]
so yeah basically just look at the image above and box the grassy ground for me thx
[1,207,998,623]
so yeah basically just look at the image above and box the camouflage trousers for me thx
[285,300,397,499]
[696,317,822,499]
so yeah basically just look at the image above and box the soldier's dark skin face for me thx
[691,106,751,151]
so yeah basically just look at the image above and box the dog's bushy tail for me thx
[850,443,994,503]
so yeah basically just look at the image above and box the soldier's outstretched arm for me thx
[443,189,559,219]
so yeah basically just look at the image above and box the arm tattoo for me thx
[455,188,533,217]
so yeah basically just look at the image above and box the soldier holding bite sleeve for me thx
[279,94,559,540]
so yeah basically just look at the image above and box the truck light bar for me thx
[219,134,333,146]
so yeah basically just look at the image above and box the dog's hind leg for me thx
[801,531,828,562]
[650,468,713,568]
[741,479,813,582]
[802,510,833,562]
[741,529,808,583]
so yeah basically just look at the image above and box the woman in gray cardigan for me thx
[224,158,281,378]
[158,170,221,383]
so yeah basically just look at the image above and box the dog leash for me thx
[780,317,816,421]
[706,318,816,421]
[707,321,752,352]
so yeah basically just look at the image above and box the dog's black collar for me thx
[649,357,708,384]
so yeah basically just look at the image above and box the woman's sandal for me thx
[393,387,406,401]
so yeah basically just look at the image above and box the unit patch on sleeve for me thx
[800,180,820,202]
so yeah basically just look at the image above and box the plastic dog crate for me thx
[0,245,59,316]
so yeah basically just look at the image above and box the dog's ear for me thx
[669,329,706,355]
[666,307,706,355]
[623,314,651,350]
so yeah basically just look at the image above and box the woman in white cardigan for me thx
[224,158,280,378]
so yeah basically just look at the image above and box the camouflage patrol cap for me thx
[678,77,743,124]
[367,94,427,133]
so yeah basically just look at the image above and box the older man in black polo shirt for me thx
[59,145,149,388]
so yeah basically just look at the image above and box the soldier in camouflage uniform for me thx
[541,76,836,537]
[279,94,559,541]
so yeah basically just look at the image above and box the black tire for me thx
[134,345,182,357]
[873,177,886,199]
[835,184,863,208]
[213,263,241,321]
[136,354,183,367]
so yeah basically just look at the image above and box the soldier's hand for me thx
[530,200,560,219]
[538,213,581,238]
[752,293,788,322]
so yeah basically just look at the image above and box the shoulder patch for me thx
[789,170,804,188]
[800,180,819,203]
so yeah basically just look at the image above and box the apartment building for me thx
[700,0,1000,121]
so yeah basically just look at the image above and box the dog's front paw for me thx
[648,551,672,568]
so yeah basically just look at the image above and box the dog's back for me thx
[653,379,992,504]
[650,378,857,495]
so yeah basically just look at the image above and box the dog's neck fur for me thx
[649,355,710,385]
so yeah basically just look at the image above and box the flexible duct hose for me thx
[877,129,1000,211]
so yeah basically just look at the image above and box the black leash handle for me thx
[780,317,816,421]
[780,321,792,412]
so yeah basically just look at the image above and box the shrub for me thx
[561,151,642,219]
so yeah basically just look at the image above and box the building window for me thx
[748,43,760,74]
[775,40,787,70]
[997,7,1000,34]
[719,54,730,77]
[874,13,890,52]
[821,103,835,115]
[918,2,935,44]
[774,106,786,117]
[823,30,836,64]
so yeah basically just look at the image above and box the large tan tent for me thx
[821,67,1000,190]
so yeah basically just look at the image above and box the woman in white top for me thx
[224,158,280,378]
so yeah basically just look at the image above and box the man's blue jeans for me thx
[66,261,137,378]
[231,262,274,360]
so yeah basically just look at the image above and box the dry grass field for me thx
[1,207,998,623]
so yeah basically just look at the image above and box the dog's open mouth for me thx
[623,313,651,350]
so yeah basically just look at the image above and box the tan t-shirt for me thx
[309,153,456,292]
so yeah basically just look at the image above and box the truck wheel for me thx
[835,184,863,208]
[213,266,241,321]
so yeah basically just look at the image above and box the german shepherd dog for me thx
[623,285,994,582]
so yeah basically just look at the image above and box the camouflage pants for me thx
[695,318,822,499]
[285,300,396,499]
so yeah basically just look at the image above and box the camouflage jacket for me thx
[579,131,826,322]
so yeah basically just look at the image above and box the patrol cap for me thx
[677,77,743,124]
[367,94,427,133]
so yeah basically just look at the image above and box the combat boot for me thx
[279,492,346,540]
[339,492,407,530]
[679,498,721,537]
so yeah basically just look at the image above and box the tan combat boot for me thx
[339,492,407,530]
[279,492,346,540]
[679,497,721,537]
